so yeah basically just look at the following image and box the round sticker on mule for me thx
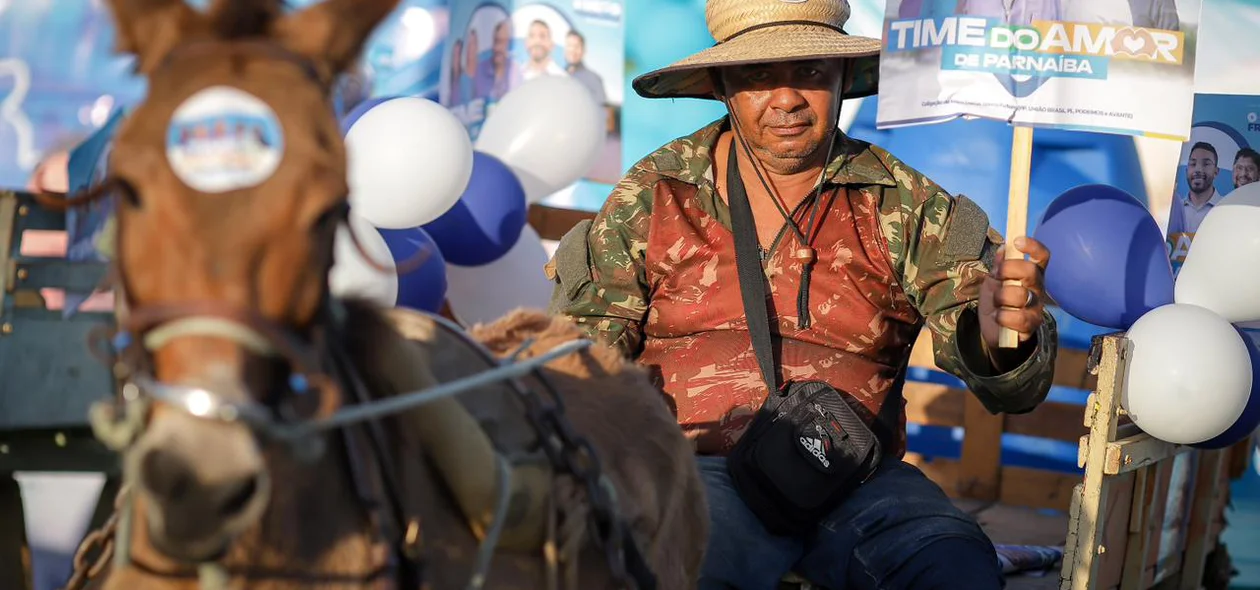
[165,86,285,193]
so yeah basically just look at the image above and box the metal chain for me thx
[62,485,129,590]
[510,366,638,590]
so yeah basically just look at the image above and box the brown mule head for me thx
[101,0,399,563]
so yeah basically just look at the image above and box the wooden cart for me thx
[0,191,119,590]
[0,194,1249,590]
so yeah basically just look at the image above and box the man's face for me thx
[565,34,583,67]
[526,23,552,62]
[1234,155,1259,189]
[1186,147,1218,193]
[493,23,511,67]
[720,59,846,174]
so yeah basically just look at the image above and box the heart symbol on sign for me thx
[1111,27,1158,59]
[1123,35,1145,54]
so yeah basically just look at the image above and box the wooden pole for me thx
[999,125,1034,349]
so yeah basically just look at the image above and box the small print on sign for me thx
[165,86,284,193]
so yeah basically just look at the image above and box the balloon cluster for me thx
[1034,184,1260,448]
[328,76,604,325]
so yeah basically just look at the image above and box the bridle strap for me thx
[120,300,323,376]
[143,316,281,357]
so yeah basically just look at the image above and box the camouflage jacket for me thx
[547,117,1057,455]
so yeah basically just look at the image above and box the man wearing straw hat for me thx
[547,0,1058,587]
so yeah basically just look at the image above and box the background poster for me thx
[877,0,1202,140]
[1162,0,1260,276]
[440,0,624,186]
[0,0,449,191]
[1164,93,1260,275]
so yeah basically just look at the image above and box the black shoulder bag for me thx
[724,140,907,536]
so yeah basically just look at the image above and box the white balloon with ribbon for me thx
[329,212,398,307]
[1121,303,1253,445]
[1174,182,1260,323]
[474,76,605,204]
[444,225,555,326]
[345,97,474,229]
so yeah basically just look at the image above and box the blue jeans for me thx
[697,456,1004,590]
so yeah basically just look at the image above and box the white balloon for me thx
[475,76,604,204]
[445,225,555,326]
[346,97,474,228]
[329,213,399,307]
[1121,303,1253,444]
[1174,182,1260,323]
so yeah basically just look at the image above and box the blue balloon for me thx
[339,96,397,136]
[1193,329,1260,450]
[422,151,527,267]
[378,227,448,313]
[1032,185,1174,329]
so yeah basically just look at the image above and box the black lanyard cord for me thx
[720,66,846,329]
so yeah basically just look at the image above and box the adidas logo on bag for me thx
[800,436,830,468]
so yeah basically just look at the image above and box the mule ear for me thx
[272,0,401,78]
[104,0,206,73]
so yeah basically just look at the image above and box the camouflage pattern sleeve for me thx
[875,152,1057,415]
[546,167,656,359]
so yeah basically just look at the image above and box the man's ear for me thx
[272,0,402,79]
[104,0,207,74]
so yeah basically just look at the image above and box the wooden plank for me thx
[1061,483,1085,588]
[527,204,596,241]
[904,454,1079,512]
[1141,461,1175,588]
[909,331,939,369]
[1119,466,1156,590]
[905,384,1086,444]
[1103,432,1191,475]
[971,501,1070,545]
[1178,450,1227,590]
[959,395,1005,501]
[1065,335,1128,590]
[0,192,15,297]
[1227,434,1255,480]
[903,382,965,427]
[1155,454,1197,584]
[1007,402,1089,443]
[1000,466,1079,512]
[1096,471,1138,590]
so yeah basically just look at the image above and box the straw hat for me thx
[632,0,881,101]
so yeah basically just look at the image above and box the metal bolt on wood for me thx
[1,323,12,335]
[16,268,27,280]
[1097,545,1106,555]
[17,205,27,216]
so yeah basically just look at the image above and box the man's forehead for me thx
[1190,148,1216,161]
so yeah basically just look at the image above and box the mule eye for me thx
[114,178,142,208]
[314,202,350,232]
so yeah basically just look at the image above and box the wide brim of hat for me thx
[633,24,882,101]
